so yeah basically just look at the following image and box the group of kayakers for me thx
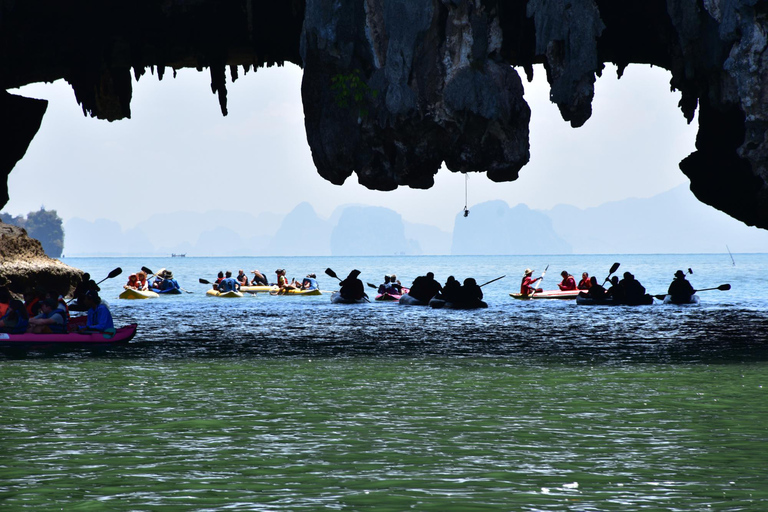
[344,270,485,307]
[124,269,180,293]
[521,266,699,305]
[209,269,320,293]
[0,274,114,335]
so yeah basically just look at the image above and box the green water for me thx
[2,359,767,510]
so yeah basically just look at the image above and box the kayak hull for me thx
[398,293,428,306]
[0,324,137,346]
[119,288,159,300]
[429,298,488,309]
[576,294,654,306]
[206,290,244,298]
[330,291,367,304]
[662,294,700,305]
[241,285,321,296]
[510,290,580,300]
[375,293,402,301]
[151,287,182,295]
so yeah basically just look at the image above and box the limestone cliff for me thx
[1,0,767,229]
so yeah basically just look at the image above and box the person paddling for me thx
[558,270,577,291]
[520,269,543,296]
[78,291,115,332]
[218,271,241,293]
[339,270,366,301]
[409,272,442,303]
[579,276,606,301]
[667,269,695,304]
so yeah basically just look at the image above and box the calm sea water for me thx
[2,254,767,510]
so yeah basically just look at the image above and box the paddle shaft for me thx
[480,275,505,287]
[529,265,548,298]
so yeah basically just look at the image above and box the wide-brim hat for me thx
[524,268,533,276]
[164,271,173,278]
[674,270,686,278]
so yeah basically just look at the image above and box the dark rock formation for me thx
[0,222,83,297]
[2,0,767,228]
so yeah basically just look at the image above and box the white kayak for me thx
[662,294,700,304]
[510,290,580,300]
[330,291,367,304]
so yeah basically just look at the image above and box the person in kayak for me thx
[667,269,695,304]
[27,298,68,334]
[520,269,543,296]
[302,274,319,290]
[409,272,442,302]
[251,270,268,286]
[377,275,391,294]
[0,299,29,334]
[136,271,149,291]
[558,271,577,291]
[218,271,241,293]
[339,270,366,301]
[579,276,606,300]
[79,291,115,332]
[619,272,646,304]
[125,274,139,289]
[440,276,462,303]
[577,272,591,290]
[236,270,249,288]
[389,275,403,294]
[276,269,300,291]
[456,278,484,307]
[606,276,623,302]
[213,271,225,290]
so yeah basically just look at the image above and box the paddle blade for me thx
[108,267,122,279]
[688,268,693,274]
[324,268,338,279]
[367,283,378,289]
[141,266,153,275]
[199,278,211,285]
[609,262,620,275]
[719,283,731,291]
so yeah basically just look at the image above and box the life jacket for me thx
[0,310,29,334]
[43,308,68,333]
[57,297,71,320]
[0,303,8,317]
[25,297,40,317]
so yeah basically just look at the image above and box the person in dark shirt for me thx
[667,270,695,303]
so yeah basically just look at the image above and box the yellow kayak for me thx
[119,288,159,300]
[241,285,322,296]
[206,289,244,298]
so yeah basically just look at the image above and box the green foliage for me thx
[1,207,64,258]
[330,69,379,119]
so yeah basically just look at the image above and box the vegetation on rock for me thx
[1,207,64,258]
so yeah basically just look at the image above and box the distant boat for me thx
[171,253,186,258]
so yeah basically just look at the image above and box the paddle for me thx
[143,266,192,293]
[654,283,730,300]
[479,275,505,287]
[602,262,620,285]
[199,278,212,285]
[325,268,369,302]
[67,267,122,304]
[529,265,548,298]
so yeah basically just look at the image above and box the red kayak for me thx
[0,324,138,347]
[375,287,410,302]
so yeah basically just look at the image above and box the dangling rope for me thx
[463,173,470,217]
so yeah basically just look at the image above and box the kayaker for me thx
[558,271,577,291]
[668,269,695,304]
[457,277,484,307]
[339,270,366,301]
[213,271,224,290]
[520,269,543,296]
[302,274,319,290]
[389,275,403,294]
[606,276,623,301]
[409,272,442,302]
[619,272,646,304]
[577,272,591,290]
[251,270,268,286]
[125,274,139,289]
[24,287,45,317]
[79,291,115,332]
[27,298,68,334]
[276,269,299,291]
[377,275,391,294]
[136,271,149,291]
[441,276,461,303]
[0,299,29,334]
[151,269,166,290]
[579,276,606,300]
[0,286,11,317]
[218,271,241,293]
[236,270,249,287]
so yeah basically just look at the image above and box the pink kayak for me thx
[375,287,409,302]
[509,290,580,300]
[0,324,138,346]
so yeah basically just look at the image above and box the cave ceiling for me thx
[1,0,767,228]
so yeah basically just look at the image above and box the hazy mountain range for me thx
[62,186,768,256]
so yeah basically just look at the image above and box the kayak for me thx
[510,290,580,300]
[206,289,244,298]
[240,285,276,293]
[119,288,159,300]
[398,293,429,306]
[241,285,321,295]
[375,287,410,301]
[0,323,138,346]
[429,298,488,309]
[330,291,367,304]
[662,294,700,305]
[151,287,182,295]
[576,294,654,306]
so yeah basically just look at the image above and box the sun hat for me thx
[674,270,686,278]
[524,268,533,276]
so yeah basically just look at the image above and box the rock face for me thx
[1,0,767,228]
[0,223,82,298]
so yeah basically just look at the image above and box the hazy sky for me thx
[7,63,697,232]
